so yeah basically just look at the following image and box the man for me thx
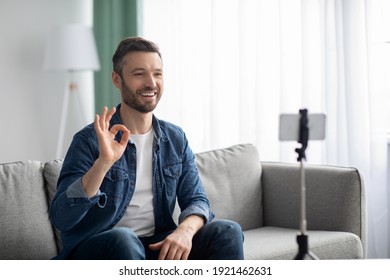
[50,37,244,260]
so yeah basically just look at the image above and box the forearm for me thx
[81,157,113,198]
[177,215,205,237]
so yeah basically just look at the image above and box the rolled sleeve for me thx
[66,178,101,199]
[66,178,87,198]
[178,203,215,225]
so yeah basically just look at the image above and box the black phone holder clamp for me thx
[295,109,309,162]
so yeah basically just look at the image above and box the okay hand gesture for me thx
[94,106,130,167]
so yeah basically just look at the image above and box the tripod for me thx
[294,109,319,260]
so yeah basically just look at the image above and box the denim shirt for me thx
[49,105,214,259]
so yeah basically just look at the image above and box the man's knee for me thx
[193,219,244,259]
[71,227,145,259]
[208,219,244,238]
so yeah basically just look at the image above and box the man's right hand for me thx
[81,106,130,198]
[94,106,130,167]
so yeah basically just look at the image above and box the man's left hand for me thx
[148,215,204,260]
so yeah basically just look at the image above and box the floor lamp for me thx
[43,24,100,158]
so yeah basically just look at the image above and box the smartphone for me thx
[279,113,326,141]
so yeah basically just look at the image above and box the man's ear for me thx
[112,71,121,88]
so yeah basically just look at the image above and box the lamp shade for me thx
[44,24,100,71]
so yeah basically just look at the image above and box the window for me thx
[142,0,390,258]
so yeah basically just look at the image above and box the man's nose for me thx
[145,73,157,87]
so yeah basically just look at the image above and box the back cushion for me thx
[43,159,63,207]
[195,144,263,230]
[0,161,58,259]
[43,159,64,251]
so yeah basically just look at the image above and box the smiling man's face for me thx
[114,51,163,113]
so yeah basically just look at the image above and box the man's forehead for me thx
[123,51,162,65]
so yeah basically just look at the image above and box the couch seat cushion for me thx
[243,226,363,260]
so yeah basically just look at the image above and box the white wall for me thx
[0,0,94,163]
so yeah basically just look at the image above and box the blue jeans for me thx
[69,219,244,260]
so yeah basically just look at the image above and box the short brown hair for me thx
[112,37,162,76]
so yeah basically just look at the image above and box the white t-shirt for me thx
[115,128,155,237]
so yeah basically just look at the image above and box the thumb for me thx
[149,241,164,251]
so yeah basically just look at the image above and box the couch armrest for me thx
[261,162,367,255]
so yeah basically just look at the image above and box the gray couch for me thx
[0,143,366,259]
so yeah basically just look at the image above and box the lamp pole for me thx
[44,24,100,159]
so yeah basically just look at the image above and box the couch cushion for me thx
[243,227,363,259]
[195,144,262,230]
[0,161,58,259]
[43,159,63,206]
[43,159,64,252]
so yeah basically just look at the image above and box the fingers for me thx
[149,240,189,260]
[157,243,169,260]
[94,106,130,151]
[95,106,115,130]
[94,107,106,134]
[181,250,190,260]
[94,114,101,134]
[94,106,118,133]
[98,106,108,131]
[110,124,131,144]
[160,245,187,260]
[149,241,163,251]
[99,106,116,131]
[149,241,167,260]
[170,248,187,260]
[105,107,116,127]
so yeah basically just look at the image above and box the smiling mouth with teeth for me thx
[140,92,156,97]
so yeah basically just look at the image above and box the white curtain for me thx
[142,0,390,258]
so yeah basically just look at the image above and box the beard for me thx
[121,80,161,113]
